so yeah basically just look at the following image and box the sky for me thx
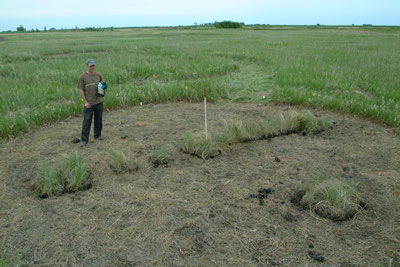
[0,0,399,32]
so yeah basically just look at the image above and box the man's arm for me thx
[79,89,91,108]
[77,75,91,108]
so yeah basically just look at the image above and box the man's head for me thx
[86,58,96,73]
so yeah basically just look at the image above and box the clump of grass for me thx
[109,150,138,173]
[31,162,64,198]
[300,176,366,221]
[30,153,91,198]
[225,111,329,143]
[181,111,330,159]
[180,132,229,159]
[62,153,91,192]
[223,120,256,142]
[151,145,173,167]
[283,111,330,134]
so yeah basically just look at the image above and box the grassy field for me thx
[0,26,400,137]
[1,26,400,265]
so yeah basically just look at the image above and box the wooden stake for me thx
[204,88,208,137]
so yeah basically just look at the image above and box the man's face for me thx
[87,64,95,72]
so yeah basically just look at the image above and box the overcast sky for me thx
[1,0,399,31]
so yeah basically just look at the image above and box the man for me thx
[77,58,105,147]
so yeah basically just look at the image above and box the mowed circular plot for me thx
[0,102,399,265]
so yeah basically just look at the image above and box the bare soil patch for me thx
[0,102,399,265]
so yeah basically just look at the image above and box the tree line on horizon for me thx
[5,21,385,33]
[9,20,244,33]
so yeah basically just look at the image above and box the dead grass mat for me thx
[0,102,399,265]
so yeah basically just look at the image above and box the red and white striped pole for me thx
[204,88,208,137]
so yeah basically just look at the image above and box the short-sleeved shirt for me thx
[77,71,104,105]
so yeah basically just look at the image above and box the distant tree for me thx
[17,25,26,32]
[215,21,241,29]
[44,27,47,32]
[83,27,102,31]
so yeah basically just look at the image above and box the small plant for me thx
[109,150,138,173]
[300,176,366,221]
[62,153,90,192]
[151,145,173,167]
[31,162,63,198]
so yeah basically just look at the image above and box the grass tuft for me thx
[62,153,91,192]
[300,176,365,221]
[151,145,172,167]
[31,153,91,197]
[180,132,229,159]
[109,150,138,173]
[31,162,63,198]
[284,111,330,134]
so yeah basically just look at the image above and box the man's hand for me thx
[84,101,91,108]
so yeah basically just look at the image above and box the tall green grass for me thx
[1,27,399,137]
[31,162,64,197]
[62,153,90,192]
[30,153,91,197]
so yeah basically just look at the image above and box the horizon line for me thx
[2,23,400,33]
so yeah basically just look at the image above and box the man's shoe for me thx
[80,141,87,147]
[95,136,104,140]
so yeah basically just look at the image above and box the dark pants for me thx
[81,102,103,142]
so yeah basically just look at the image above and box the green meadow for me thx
[1,26,400,137]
